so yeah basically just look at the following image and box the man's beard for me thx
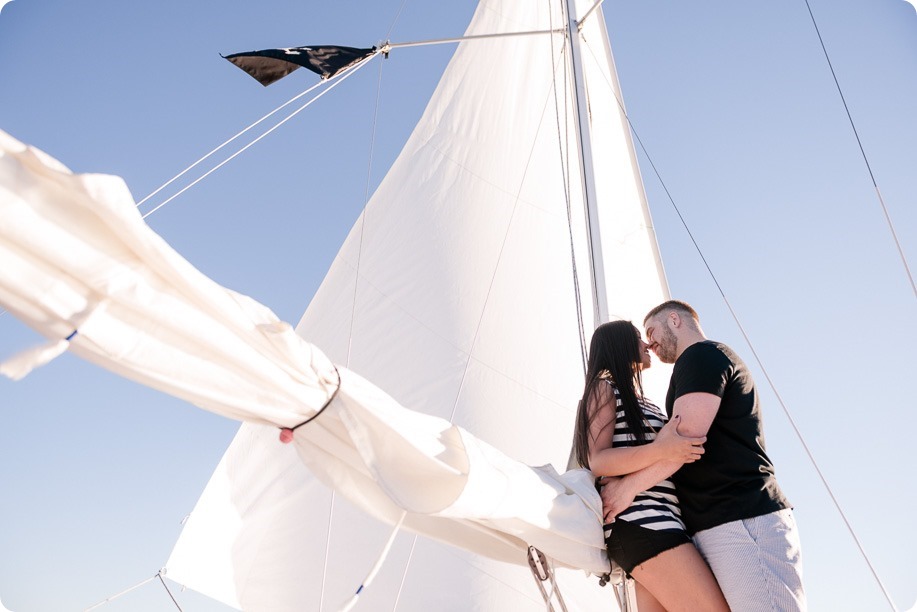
[656,326,678,363]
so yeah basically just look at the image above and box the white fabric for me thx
[0,126,608,591]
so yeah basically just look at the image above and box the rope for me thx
[134,80,326,210]
[319,491,337,612]
[140,51,380,219]
[802,0,915,302]
[549,1,589,374]
[326,5,409,606]
[579,26,899,612]
[280,367,342,439]
[338,512,407,612]
[390,535,418,610]
[82,574,158,611]
[345,50,386,369]
[383,0,410,41]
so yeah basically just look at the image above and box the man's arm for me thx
[601,391,721,520]
[590,415,705,477]
[671,391,720,437]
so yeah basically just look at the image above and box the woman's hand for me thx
[653,415,705,463]
[600,476,635,523]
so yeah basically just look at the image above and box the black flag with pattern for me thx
[223,45,376,86]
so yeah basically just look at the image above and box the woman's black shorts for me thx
[604,519,691,575]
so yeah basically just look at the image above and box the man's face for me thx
[644,315,678,364]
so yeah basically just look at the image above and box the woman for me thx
[573,321,729,612]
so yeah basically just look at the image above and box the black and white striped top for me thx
[601,379,686,533]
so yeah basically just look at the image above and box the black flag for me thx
[223,45,376,86]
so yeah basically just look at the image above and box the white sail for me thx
[166,0,669,609]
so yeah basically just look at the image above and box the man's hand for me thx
[599,476,637,523]
[654,415,705,463]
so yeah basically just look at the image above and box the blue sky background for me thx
[1,1,915,610]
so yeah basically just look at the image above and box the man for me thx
[601,300,805,611]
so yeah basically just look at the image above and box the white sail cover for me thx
[0,122,613,584]
[165,0,670,610]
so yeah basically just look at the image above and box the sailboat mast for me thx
[563,0,609,327]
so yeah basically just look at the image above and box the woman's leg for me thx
[630,543,729,612]
[634,581,667,612]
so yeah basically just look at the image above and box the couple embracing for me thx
[573,300,806,611]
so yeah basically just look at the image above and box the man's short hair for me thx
[644,300,700,326]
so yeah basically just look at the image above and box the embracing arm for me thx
[600,391,720,519]
[587,384,706,477]
[590,415,705,476]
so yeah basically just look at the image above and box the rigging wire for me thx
[83,575,157,611]
[579,29,900,612]
[318,492,337,612]
[384,0,410,41]
[346,53,386,370]
[390,536,418,611]
[802,0,915,302]
[134,31,568,222]
[382,28,565,52]
[335,5,413,608]
[549,0,589,376]
[156,573,185,612]
[133,80,326,210]
[82,571,183,611]
[140,51,380,220]
[327,39,390,612]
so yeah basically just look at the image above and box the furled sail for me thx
[165,0,670,610]
[0,125,608,597]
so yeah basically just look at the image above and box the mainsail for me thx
[166,0,669,609]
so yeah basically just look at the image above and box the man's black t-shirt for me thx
[666,340,789,534]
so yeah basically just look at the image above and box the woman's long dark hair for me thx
[572,320,649,469]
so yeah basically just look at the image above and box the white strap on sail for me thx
[0,301,107,380]
[0,337,70,381]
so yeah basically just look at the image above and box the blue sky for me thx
[1,1,915,610]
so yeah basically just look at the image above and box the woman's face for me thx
[637,335,652,370]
